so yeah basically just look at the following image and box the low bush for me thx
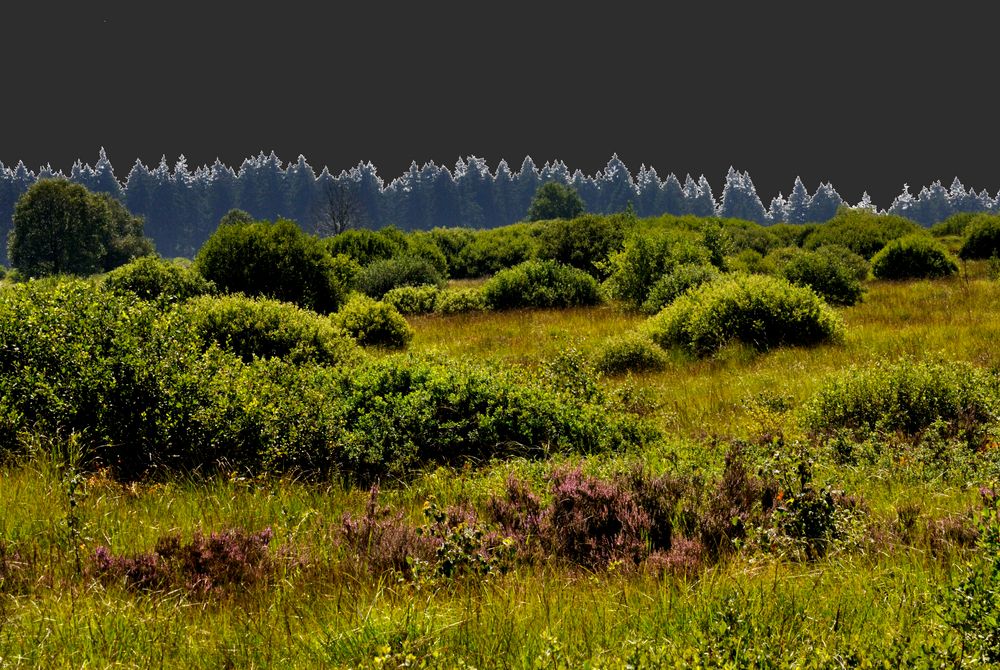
[382,284,440,315]
[593,334,669,375]
[645,274,844,356]
[323,229,401,266]
[776,248,864,306]
[452,226,538,278]
[931,212,980,238]
[803,359,999,447]
[434,288,487,315]
[641,263,719,314]
[813,244,869,281]
[195,218,347,313]
[535,214,625,278]
[334,294,414,348]
[482,259,601,310]
[870,234,958,280]
[175,294,360,365]
[103,256,215,303]
[803,209,920,259]
[357,255,444,299]
[958,214,1000,260]
[91,527,277,594]
[604,232,713,309]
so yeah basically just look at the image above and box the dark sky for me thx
[4,3,998,209]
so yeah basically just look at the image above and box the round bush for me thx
[641,263,719,314]
[335,295,414,348]
[482,259,601,310]
[357,255,444,299]
[931,212,980,238]
[870,234,958,280]
[435,288,487,315]
[958,214,1000,260]
[778,249,863,306]
[593,334,668,375]
[323,229,401,266]
[176,295,360,366]
[803,210,920,259]
[645,274,844,356]
[195,219,347,313]
[803,359,999,447]
[382,284,441,315]
[813,244,869,281]
[104,257,216,302]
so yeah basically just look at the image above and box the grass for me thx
[0,274,998,666]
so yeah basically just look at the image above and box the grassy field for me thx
[1,274,999,667]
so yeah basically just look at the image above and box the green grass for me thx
[1,274,999,666]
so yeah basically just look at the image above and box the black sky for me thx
[4,3,998,209]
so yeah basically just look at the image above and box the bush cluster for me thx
[870,234,958,280]
[593,334,669,375]
[103,256,216,303]
[381,284,441,315]
[356,255,444,299]
[334,294,414,348]
[195,218,347,313]
[803,209,920,259]
[176,294,360,365]
[767,247,864,306]
[958,214,1000,260]
[434,288,487,315]
[641,263,719,314]
[803,359,1000,447]
[645,274,844,356]
[482,259,601,310]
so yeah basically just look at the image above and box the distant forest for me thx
[0,150,994,260]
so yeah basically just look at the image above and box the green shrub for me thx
[382,284,441,315]
[776,248,864,306]
[323,229,401,266]
[604,232,712,309]
[593,334,669,375]
[870,234,958,279]
[405,232,449,276]
[104,256,215,303]
[335,295,414,348]
[641,263,719,314]
[803,359,999,447]
[958,214,1000,260]
[357,255,444,299]
[327,253,363,293]
[452,226,538,278]
[435,288,487,315]
[482,259,601,310]
[813,244,869,281]
[535,214,625,278]
[195,218,346,313]
[428,227,476,271]
[0,266,6,280]
[725,249,765,274]
[175,294,360,366]
[645,274,844,356]
[803,209,920,259]
[931,212,980,238]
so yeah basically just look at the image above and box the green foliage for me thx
[322,228,401,266]
[526,182,585,221]
[451,225,538,278]
[931,212,980,237]
[356,255,444,299]
[428,227,475,271]
[769,222,818,247]
[870,234,958,280]
[195,218,347,313]
[382,284,441,315]
[771,247,864,306]
[8,179,154,278]
[641,263,719,314]
[941,490,1000,665]
[803,359,999,446]
[593,334,669,375]
[535,214,625,278]
[434,288,487,315]
[217,209,254,226]
[803,209,921,259]
[325,253,362,293]
[103,257,215,303]
[813,244,870,281]
[645,273,844,356]
[331,354,654,479]
[176,294,360,366]
[335,294,414,348]
[958,213,1000,260]
[405,231,449,276]
[604,231,712,309]
[482,259,601,310]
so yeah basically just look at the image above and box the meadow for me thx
[1,204,1000,667]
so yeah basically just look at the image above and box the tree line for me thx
[1,149,997,261]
